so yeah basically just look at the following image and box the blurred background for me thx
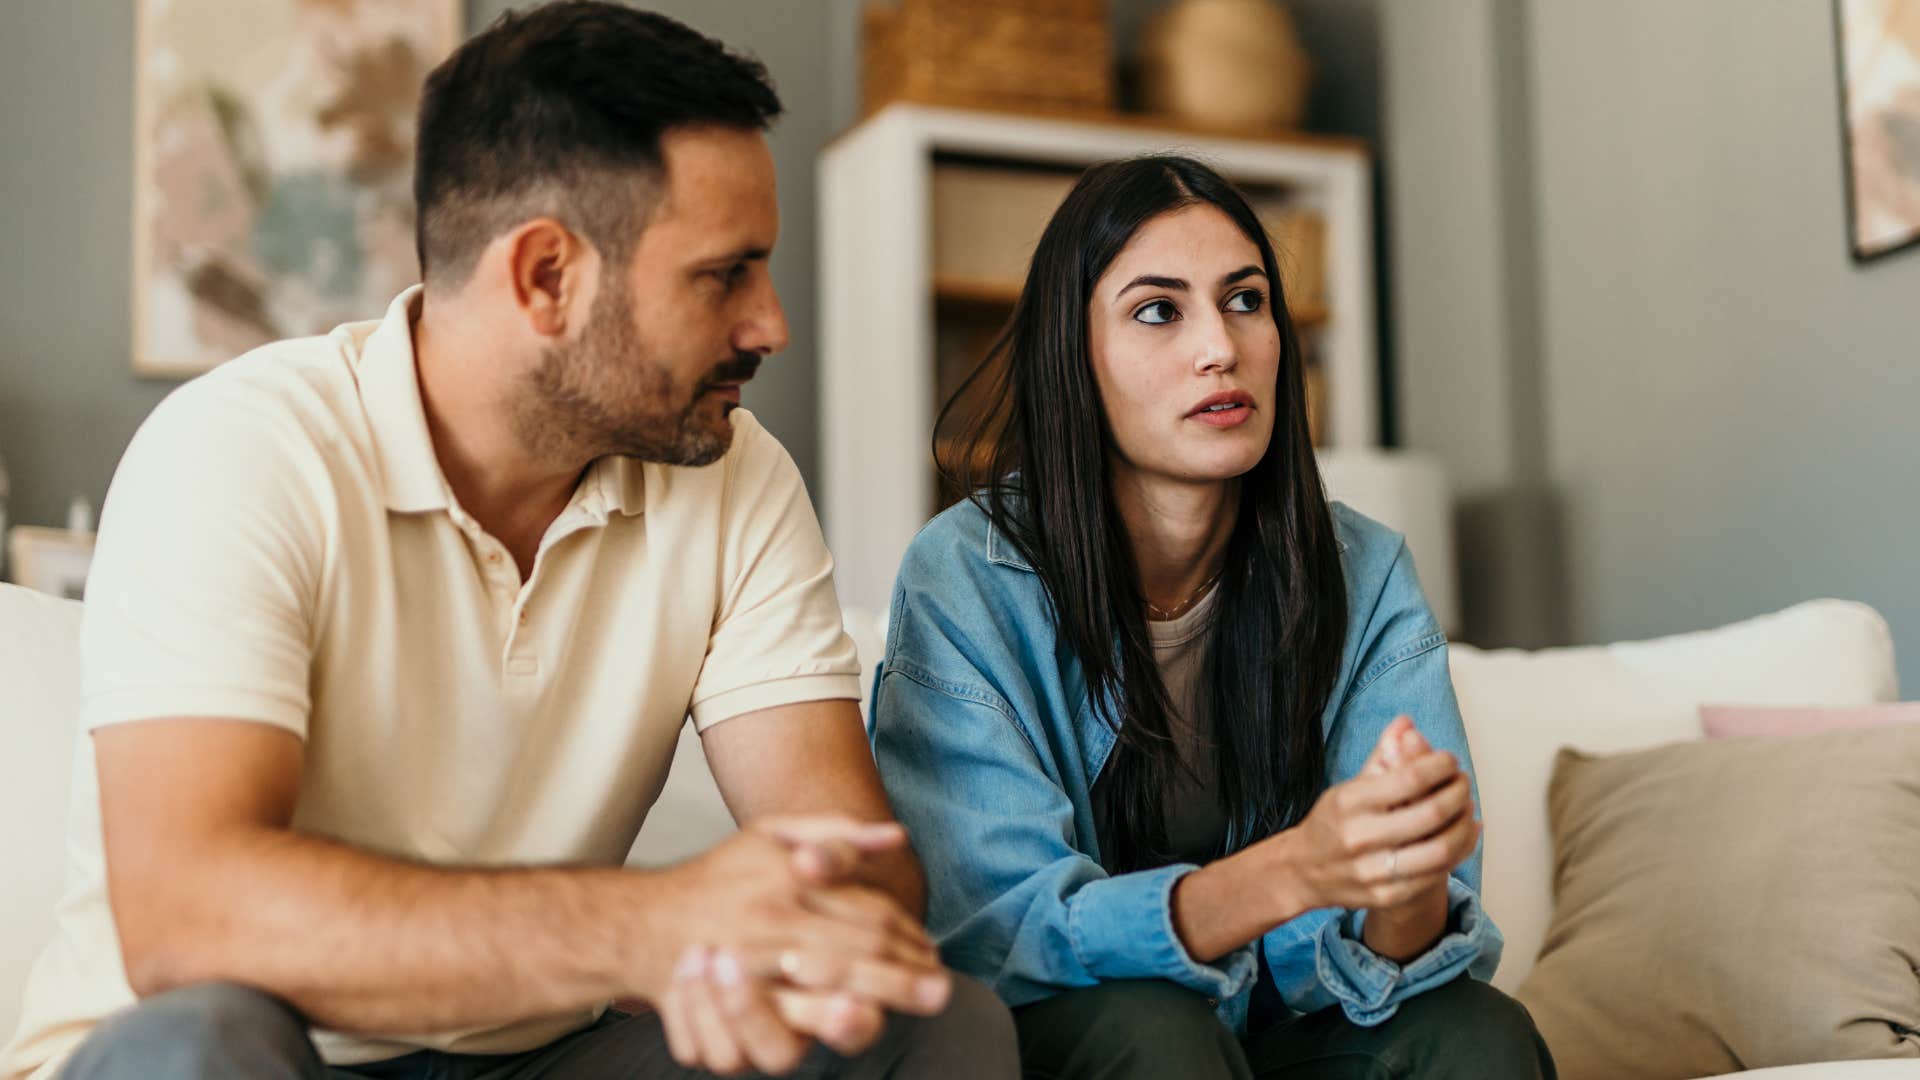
[3,0,1918,683]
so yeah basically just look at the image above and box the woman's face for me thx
[1087,203,1280,489]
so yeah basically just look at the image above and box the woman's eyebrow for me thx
[1221,265,1266,285]
[1117,273,1188,298]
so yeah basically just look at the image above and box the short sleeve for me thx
[80,381,327,737]
[688,415,861,730]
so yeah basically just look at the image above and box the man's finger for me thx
[789,840,860,884]
[763,947,948,1016]
[801,886,935,954]
[683,955,749,1076]
[711,949,812,1076]
[752,815,909,853]
[660,951,703,1069]
[774,989,886,1058]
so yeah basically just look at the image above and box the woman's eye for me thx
[1133,299,1178,325]
[1225,289,1265,313]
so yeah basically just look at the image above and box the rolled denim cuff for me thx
[1065,862,1258,1002]
[1313,877,1504,1027]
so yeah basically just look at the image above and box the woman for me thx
[867,156,1554,1079]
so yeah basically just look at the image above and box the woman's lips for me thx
[1189,402,1252,428]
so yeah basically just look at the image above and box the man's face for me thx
[518,125,787,467]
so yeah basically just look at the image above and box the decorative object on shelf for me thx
[1835,0,1920,261]
[861,0,1112,119]
[1315,449,1457,634]
[1132,0,1314,133]
[7,526,95,602]
[131,0,460,377]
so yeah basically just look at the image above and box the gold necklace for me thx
[1144,568,1224,622]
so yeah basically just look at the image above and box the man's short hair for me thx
[414,1,783,287]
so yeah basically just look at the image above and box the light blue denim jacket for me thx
[867,497,1502,1032]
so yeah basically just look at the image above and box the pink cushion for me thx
[1700,702,1920,738]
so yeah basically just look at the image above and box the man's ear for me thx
[504,218,592,338]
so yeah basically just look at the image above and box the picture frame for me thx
[130,0,462,376]
[1833,0,1920,263]
[6,527,97,602]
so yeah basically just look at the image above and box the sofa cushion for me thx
[0,585,84,1036]
[1449,600,1897,991]
[1700,702,1920,739]
[1515,728,1920,1079]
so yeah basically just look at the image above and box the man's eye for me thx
[1133,299,1178,325]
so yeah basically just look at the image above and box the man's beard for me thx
[515,277,759,468]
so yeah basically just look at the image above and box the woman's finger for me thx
[1380,813,1482,882]
[1346,774,1473,854]
[1334,750,1458,813]
[1364,715,1416,774]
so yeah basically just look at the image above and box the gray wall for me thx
[1390,0,1920,685]
[0,1,843,536]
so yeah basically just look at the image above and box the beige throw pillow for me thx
[1515,725,1920,1079]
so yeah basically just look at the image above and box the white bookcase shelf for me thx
[818,103,1377,614]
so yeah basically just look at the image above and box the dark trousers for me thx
[58,977,1018,1079]
[1012,976,1556,1080]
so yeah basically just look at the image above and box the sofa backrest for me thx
[2,586,1895,1025]
[1452,599,1897,991]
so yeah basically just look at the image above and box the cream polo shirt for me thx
[0,288,862,1078]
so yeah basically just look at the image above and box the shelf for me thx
[832,101,1370,159]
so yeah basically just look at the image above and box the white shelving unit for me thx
[818,104,1377,614]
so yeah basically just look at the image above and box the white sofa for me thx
[0,583,1909,1077]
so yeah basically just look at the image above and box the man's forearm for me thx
[119,825,666,1035]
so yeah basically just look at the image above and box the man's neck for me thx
[1111,465,1237,618]
[413,297,584,578]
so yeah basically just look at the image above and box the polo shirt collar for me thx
[359,287,453,514]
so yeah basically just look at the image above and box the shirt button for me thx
[487,552,502,565]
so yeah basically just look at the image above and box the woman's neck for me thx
[1112,466,1238,620]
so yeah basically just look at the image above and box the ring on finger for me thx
[1385,847,1399,882]
[778,949,804,982]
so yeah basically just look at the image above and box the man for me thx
[0,4,1017,1078]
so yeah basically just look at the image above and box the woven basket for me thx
[862,0,1113,118]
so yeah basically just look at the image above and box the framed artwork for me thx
[131,0,462,376]
[6,528,96,602]
[1835,0,1920,262]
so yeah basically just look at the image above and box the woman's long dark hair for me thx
[936,155,1348,873]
